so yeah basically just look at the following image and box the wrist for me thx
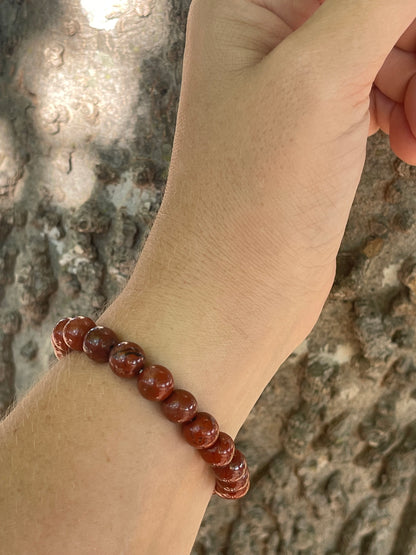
[97,204,330,435]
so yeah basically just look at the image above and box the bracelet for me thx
[51,315,250,500]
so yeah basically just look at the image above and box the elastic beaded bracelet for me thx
[51,315,250,500]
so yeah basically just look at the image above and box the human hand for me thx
[370,16,416,161]
[149,0,416,356]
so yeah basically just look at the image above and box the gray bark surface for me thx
[1,1,416,553]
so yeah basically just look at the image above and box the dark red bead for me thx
[51,317,72,358]
[109,341,146,378]
[63,316,96,351]
[82,326,119,363]
[199,431,235,466]
[213,449,247,482]
[215,476,250,499]
[216,469,249,492]
[137,365,174,401]
[161,389,198,423]
[182,412,220,449]
[53,346,68,359]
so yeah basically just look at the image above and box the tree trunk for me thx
[1,1,416,553]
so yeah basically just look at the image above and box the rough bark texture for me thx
[1,1,416,553]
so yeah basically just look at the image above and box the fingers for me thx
[372,86,395,135]
[390,102,416,165]
[370,19,416,164]
[374,47,416,104]
[396,18,416,51]
[368,77,416,166]
[367,89,379,137]
[372,83,416,165]
[404,73,416,137]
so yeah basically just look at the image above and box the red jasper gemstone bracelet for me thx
[51,316,250,500]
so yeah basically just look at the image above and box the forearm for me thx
[0,181,301,554]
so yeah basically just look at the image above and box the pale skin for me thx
[1,0,416,553]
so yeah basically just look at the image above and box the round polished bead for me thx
[137,365,174,401]
[82,326,119,363]
[51,317,72,358]
[216,469,249,492]
[182,412,220,449]
[213,449,247,482]
[63,316,96,351]
[161,389,198,423]
[199,431,235,466]
[109,341,146,378]
[53,345,69,359]
[215,476,250,499]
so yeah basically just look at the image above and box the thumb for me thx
[279,0,416,93]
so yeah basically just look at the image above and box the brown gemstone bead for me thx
[137,365,174,401]
[53,346,68,359]
[216,469,249,492]
[51,317,72,358]
[82,326,119,363]
[109,341,146,378]
[199,431,235,466]
[215,476,250,499]
[182,412,220,449]
[161,389,198,423]
[213,449,247,482]
[63,316,96,351]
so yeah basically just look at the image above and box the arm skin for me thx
[0,204,298,555]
